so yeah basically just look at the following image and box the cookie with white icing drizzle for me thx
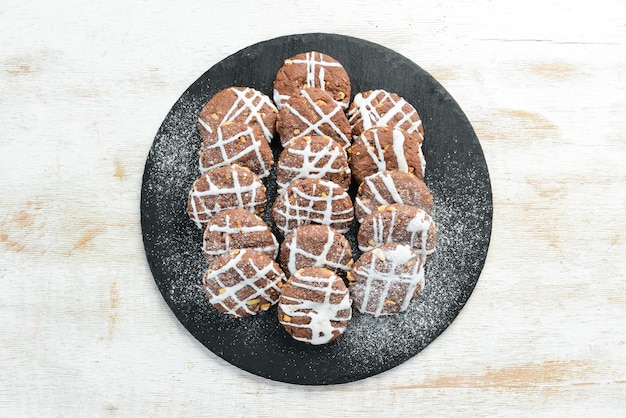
[187,165,267,228]
[347,243,425,317]
[203,249,286,318]
[276,135,350,194]
[357,203,436,263]
[348,126,425,186]
[202,208,278,263]
[276,88,351,150]
[198,86,277,142]
[278,267,352,345]
[199,122,274,178]
[271,178,354,238]
[273,51,350,110]
[355,170,434,223]
[348,89,424,140]
[279,224,353,277]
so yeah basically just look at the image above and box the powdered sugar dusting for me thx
[333,171,491,368]
[143,115,490,377]
[141,34,492,385]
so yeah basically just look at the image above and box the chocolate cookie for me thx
[349,126,425,186]
[202,208,278,263]
[355,170,434,223]
[278,267,352,345]
[199,122,274,178]
[187,165,267,228]
[273,51,350,110]
[203,249,286,318]
[279,224,353,277]
[357,203,436,262]
[198,86,277,142]
[276,88,351,150]
[276,135,351,194]
[272,178,354,237]
[348,89,424,140]
[347,243,425,317]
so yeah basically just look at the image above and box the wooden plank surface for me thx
[1,0,625,416]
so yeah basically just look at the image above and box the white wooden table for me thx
[2,1,625,416]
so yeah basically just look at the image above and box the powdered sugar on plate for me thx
[141,33,492,385]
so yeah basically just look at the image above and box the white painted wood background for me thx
[1,0,625,416]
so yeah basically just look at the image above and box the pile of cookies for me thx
[186,51,436,345]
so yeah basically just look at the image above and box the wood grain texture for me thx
[1,0,625,416]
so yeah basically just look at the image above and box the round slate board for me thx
[141,33,493,385]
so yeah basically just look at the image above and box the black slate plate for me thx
[141,33,492,385]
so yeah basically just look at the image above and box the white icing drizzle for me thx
[392,128,409,172]
[359,127,414,175]
[199,87,276,142]
[418,142,426,177]
[279,269,352,345]
[355,171,406,222]
[275,52,346,110]
[353,244,425,317]
[273,179,353,236]
[360,128,387,172]
[385,244,414,265]
[198,124,271,178]
[188,167,265,229]
[203,212,278,259]
[358,207,435,264]
[198,117,214,135]
[276,137,350,194]
[348,90,423,138]
[281,89,350,149]
[273,89,285,112]
[284,225,350,275]
[380,171,405,202]
[204,249,285,318]
[356,127,425,182]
